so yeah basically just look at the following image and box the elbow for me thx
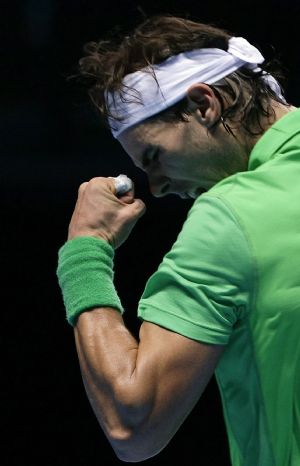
[105,405,164,462]
[108,428,163,463]
[97,381,165,461]
[106,385,161,461]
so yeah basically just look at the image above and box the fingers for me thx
[79,176,136,202]
[106,177,119,197]
[77,177,143,215]
[118,185,135,204]
[70,176,145,247]
[79,176,133,196]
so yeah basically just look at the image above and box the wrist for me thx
[67,230,112,244]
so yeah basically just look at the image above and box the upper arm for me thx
[119,195,255,460]
[114,320,225,462]
[110,196,255,460]
[138,319,225,422]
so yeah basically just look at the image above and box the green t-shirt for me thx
[138,108,300,466]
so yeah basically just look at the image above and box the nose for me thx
[148,174,171,198]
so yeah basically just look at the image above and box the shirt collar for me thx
[248,107,300,171]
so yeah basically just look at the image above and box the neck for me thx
[236,100,297,158]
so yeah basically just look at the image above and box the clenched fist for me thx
[67,177,146,249]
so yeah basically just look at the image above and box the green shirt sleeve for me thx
[138,194,256,345]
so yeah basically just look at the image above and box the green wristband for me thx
[56,236,124,326]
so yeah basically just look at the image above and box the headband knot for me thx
[227,37,264,64]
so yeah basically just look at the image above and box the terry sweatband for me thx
[56,236,124,326]
[106,36,286,138]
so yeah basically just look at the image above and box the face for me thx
[119,115,248,199]
[118,85,250,199]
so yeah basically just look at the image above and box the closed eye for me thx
[142,146,160,169]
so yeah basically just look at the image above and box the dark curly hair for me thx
[77,15,290,137]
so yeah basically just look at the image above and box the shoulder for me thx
[138,194,256,344]
[172,194,250,270]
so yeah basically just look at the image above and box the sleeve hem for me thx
[138,305,230,345]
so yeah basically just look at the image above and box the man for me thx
[57,15,299,465]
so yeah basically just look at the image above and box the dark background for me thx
[2,1,300,465]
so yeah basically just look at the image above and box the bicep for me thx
[126,321,225,456]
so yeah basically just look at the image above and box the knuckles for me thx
[89,176,106,185]
[78,182,88,195]
[78,177,110,196]
[77,178,145,220]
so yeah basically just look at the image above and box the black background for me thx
[2,1,300,465]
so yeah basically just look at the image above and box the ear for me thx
[186,83,221,128]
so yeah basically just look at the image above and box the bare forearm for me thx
[74,307,143,429]
[73,306,223,462]
[73,307,163,462]
[58,176,225,462]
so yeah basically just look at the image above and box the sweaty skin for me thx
[69,84,296,462]
[69,176,224,461]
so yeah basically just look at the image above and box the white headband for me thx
[106,37,286,138]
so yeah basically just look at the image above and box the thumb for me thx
[128,198,146,219]
[119,187,135,204]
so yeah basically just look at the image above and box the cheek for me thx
[161,153,191,178]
